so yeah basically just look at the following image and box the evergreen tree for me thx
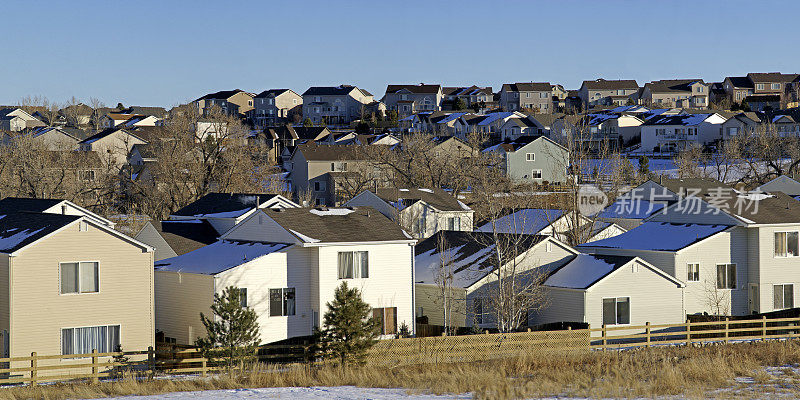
[196,286,260,369]
[303,118,313,127]
[318,282,378,365]
[453,97,467,110]
[638,155,650,179]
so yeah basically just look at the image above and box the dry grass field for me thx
[3,340,800,399]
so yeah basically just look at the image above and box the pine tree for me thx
[318,282,379,366]
[196,286,260,370]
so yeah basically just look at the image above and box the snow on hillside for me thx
[108,386,471,399]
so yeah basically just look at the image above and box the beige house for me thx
[0,206,153,372]
[345,187,474,239]
[499,82,553,113]
[79,128,148,167]
[302,85,374,125]
[0,108,45,132]
[639,79,709,109]
[252,89,302,128]
[155,206,416,345]
[194,89,255,116]
[382,84,443,118]
[579,79,639,108]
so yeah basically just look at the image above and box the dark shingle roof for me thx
[172,193,281,217]
[582,79,639,90]
[385,84,442,94]
[0,212,80,253]
[501,82,552,92]
[374,188,470,212]
[264,207,411,243]
[0,197,63,214]
[303,85,365,96]
[294,143,378,162]
[153,220,219,255]
[254,89,296,98]
[196,89,247,101]
[726,76,753,89]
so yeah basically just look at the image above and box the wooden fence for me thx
[0,316,798,386]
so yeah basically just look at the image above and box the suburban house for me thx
[78,127,148,167]
[579,79,639,108]
[302,85,374,125]
[288,143,392,206]
[723,76,754,105]
[98,113,158,129]
[535,253,686,330]
[499,117,540,140]
[483,135,569,184]
[721,112,762,139]
[638,79,710,109]
[135,219,219,261]
[3,126,88,150]
[582,183,800,316]
[168,192,300,235]
[0,197,116,228]
[757,175,800,199]
[0,108,45,132]
[0,203,154,371]
[414,231,576,328]
[639,112,726,153]
[499,82,553,113]
[442,86,494,111]
[194,89,255,116]
[252,89,302,128]
[382,84,443,117]
[345,187,474,239]
[154,206,416,345]
[477,208,626,243]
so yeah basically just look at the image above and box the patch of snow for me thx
[308,208,354,216]
[106,386,470,399]
[398,188,409,192]
[155,240,289,275]
[415,244,496,288]
[402,229,413,239]
[192,208,252,219]
[581,222,730,251]
[545,254,619,289]
[477,209,565,235]
[289,229,320,243]
[418,188,433,193]
[457,200,471,210]
[0,227,45,252]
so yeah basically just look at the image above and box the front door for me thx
[748,284,759,314]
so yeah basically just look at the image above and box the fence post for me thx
[30,352,37,386]
[724,318,729,343]
[91,349,99,384]
[147,346,155,380]
[762,316,767,341]
[685,318,691,346]
[201,358,207,378]
[601,324,607,350]
[645,322,651,347]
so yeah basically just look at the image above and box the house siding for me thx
[414,283,467,327]
[135,223,178,261]
[154,270,214,345]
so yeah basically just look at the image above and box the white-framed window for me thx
[774,284,794,310]
[602,297,630,325]
[687,263,700,282]
[238,288,248,308]
[62,325,120,355]
[727,127,739,136]
[546,241,552,252]
[447,217,460,231]
[79,170,95,181]
[526,153,535,161]
[337,251,368,279]
[775,231,799,257]
[314,96,321,102]
[772,83,781,90]
[617,89,625,95]
[60,262,98,294]
[269,288,296,316]
[531,169,542,179]
[716,264,736,289]
[540,92,548,98]
[757,83,765,90]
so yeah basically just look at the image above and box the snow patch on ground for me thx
[106,386,470,399]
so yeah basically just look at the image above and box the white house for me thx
[478,208,625,243]
[155,207,417,345]
[169,193,299,235]
[345,188,474,239]
[639,113,727,153]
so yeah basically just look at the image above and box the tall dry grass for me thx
[3,341,800,399]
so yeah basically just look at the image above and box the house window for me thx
[79,170,95,181]
[774,284,794,310]
[239,288,248,308]
[540,92,548,98]
[602,297,630,325]
[62,325,120,355]
[526,153,535,161]
[687,263,700,282]
[727,127,739,136]
[531,169,542,179]
[447,217,460,230]
[617,89,625,95]
[314,181,326,192]
[269,288,296,316]
[716,264,736,289]
[757,84,765,90]
[775,232,799,257]
[337,251,368,279]
[525,93,530,98]
[60,262,98,294]
[772,83,781,90]
[372,307,397,335]
[546,241,552,252]
[473,298,484,324]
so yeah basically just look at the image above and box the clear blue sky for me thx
[2,0,798,108]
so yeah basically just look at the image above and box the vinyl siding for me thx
[135,223,178,261]
[344,191,398,221]
[534,288,584,325]
[154,270,214,345]
[0,256,8,357]
[222,211,299,244]
[415,283,467,327]
[753,224,800,313]
[9,222,153,371]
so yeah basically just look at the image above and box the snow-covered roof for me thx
[599,198,667,219]
[579,222,730,252]
[155,240,289,275]
[477,112,516,126]
[477,209,566,235]
[587,113,619,125]
[544,254,634,289]
[643,113,713,126]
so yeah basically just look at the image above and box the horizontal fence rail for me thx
[0,316,798,386]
